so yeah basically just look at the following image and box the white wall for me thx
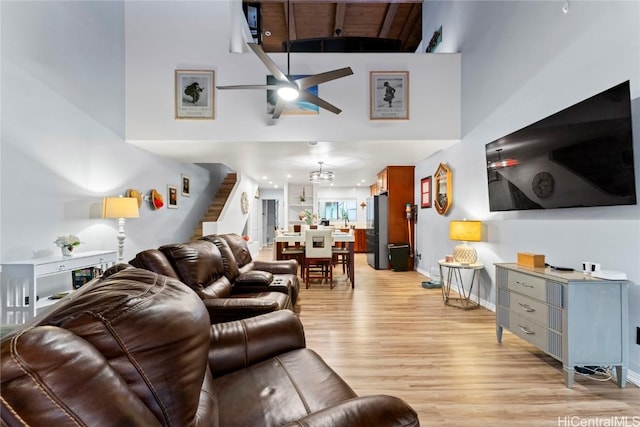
[419,1,640,381]
[124,1,461,145]
[0,1,212,264]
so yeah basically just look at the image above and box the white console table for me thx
[495,263,628,388]
[1,250,116,324]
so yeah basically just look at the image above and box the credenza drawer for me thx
[33,255,111,276]
[508,311,548,351]
[508,292,548,326]
[507,270,546,301]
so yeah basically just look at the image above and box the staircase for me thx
[190,172,237,240]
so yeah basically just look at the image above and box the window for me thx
[318,199,357,222]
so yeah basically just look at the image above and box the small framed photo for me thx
[167,185,178,209]
[175,70,214,120]
[421,176,432,208]
[369,71,409,120]
[181,174,191,197]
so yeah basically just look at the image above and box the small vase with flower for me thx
[54,234,82,257]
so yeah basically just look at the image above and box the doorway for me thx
[262,199,277,244]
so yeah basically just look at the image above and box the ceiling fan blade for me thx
[247,43,290,83]
[271,98,287,119]
[295,67,354,89]
[216,84,280,90]
[298,90,342,115]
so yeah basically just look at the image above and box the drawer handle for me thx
[518,303,535,312]
[516,281,534,288]
[518,324,535,335]
[57,264,66,271]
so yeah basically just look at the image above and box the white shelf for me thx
[1,250,117,324]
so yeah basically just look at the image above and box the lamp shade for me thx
[449,220,482,242]
[102,197,140,219]
[449,220,482,264]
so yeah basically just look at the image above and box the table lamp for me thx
[103,196,139,263]
[449,220,482,264]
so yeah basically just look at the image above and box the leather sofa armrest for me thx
[252,259,298,275]
[202,298,281,324]
[282,395,420,427]
[208,310,305,377]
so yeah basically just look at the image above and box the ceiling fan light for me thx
[277,86,299,101]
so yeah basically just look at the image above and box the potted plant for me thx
[299,209,317,225]
[54,234,82,257]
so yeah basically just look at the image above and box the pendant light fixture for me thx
[309,161,334,183]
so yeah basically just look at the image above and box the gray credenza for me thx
[495,263,628,388]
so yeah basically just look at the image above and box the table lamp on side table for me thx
[103,196,139,263]
[449,220,482,264]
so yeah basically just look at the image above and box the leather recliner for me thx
[199,233,300,304]
[129,238,294,323]
[0,267,420,427]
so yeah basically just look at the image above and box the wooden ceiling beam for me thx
[334,3,346,36]
[283,2,297,41]
[398,3,421,50]
[378,3,398,38]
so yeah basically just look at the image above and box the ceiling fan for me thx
[217,11,353,119]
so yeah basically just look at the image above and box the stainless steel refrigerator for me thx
[366,194,388,269]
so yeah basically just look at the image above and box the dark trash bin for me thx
[388,243,410,271]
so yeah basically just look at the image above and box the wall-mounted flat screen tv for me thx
[485,81,636,212]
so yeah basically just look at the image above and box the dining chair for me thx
[303,229,334,289]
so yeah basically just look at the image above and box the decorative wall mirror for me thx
[434,163,452,215]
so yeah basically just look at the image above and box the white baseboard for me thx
[626,369,640,387]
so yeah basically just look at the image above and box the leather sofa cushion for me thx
[159,240,226,292]
[2,268,212,426]
[235,270,274,285]
[1,326,161,426]
[128,249,180,279]
[202,235,241,281]
[213,348,358,426]
[219,233,253,268]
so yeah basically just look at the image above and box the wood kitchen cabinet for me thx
[353,229,367,253]
[376,166,415,269]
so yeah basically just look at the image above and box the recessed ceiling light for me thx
[286,174,292,178]
[262,176,267,180]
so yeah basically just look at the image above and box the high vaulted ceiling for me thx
[250,1,423,53]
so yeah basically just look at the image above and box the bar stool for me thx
[281,243,305,279]
[332,229,352,278]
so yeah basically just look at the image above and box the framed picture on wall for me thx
[167,185,178,209]
[369,71,409,120]
[175,70,215,119]
[421,176,432,208]
[181,174,191,197]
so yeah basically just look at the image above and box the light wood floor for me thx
[259,247,639,426]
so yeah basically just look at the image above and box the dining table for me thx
[273,232,355,288]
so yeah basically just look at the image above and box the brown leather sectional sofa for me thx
[129,233,300,323]
[0,267,420,426]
